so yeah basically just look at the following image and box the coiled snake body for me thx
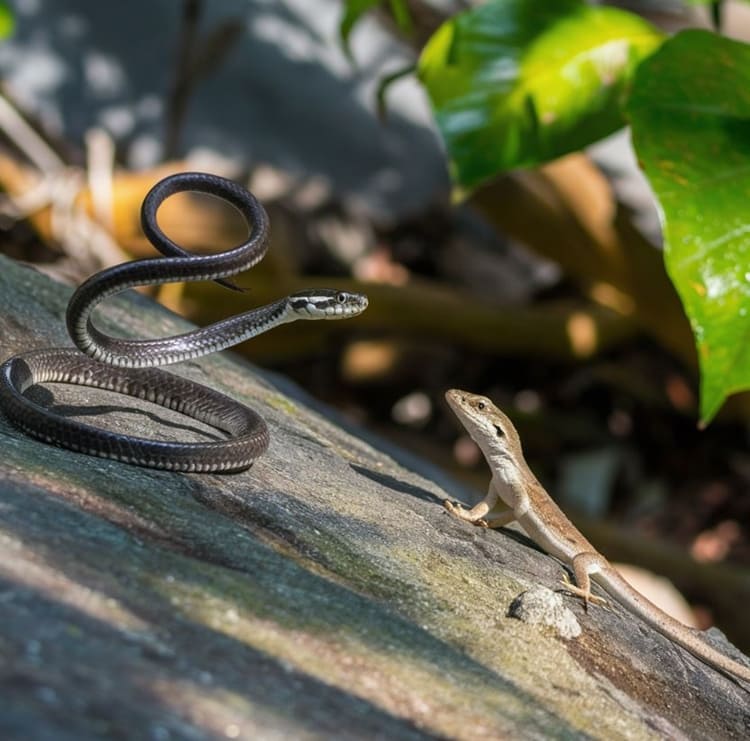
[0,173,368,472]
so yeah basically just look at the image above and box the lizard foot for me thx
[560,573,608,609]
[444,500,465,517]
[444,500,486,526]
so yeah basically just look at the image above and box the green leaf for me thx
[417,0,663,190]
[388,0,412,33]
[629,30,750,424]
[339,0,412,58]
[340,0,380,54]
[0,1,13,39]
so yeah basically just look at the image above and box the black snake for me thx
[0,172,368,472]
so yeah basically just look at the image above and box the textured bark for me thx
[0,255,747,740]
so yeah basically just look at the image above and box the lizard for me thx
[443,388,750,688]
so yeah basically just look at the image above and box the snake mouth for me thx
[342,293,368,316]
[289,290,368,319]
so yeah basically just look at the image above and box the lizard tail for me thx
[595,569,750,687]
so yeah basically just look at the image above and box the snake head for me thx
[288,289,368,319]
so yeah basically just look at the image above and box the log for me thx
[0,255,747,739]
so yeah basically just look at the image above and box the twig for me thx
[163,0,203,159]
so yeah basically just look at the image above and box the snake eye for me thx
[336,292,347,304]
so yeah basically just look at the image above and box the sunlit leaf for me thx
[417,0,663,189]
[628,30,750,423]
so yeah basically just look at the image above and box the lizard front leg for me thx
[444,480,498,523]
[445,480,516,528]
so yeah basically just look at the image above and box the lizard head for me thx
[445,389,523,462]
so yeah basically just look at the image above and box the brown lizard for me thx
[444,388,750,688]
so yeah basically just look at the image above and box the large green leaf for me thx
[628,30,750,424]
[417,0,663,189]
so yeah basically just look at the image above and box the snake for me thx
[0,172,368,472]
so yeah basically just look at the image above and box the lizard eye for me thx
[494,424,505,438]
[477,401,486,410]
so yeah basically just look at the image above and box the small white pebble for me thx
[508,587,582,639]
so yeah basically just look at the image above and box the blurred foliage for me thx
[340,0,412,57]
[417,0,663,189]
[342,0,750,425]
[629,31,750,424]
[0,2,13,39]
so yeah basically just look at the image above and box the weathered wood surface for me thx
[0,255,748,740]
